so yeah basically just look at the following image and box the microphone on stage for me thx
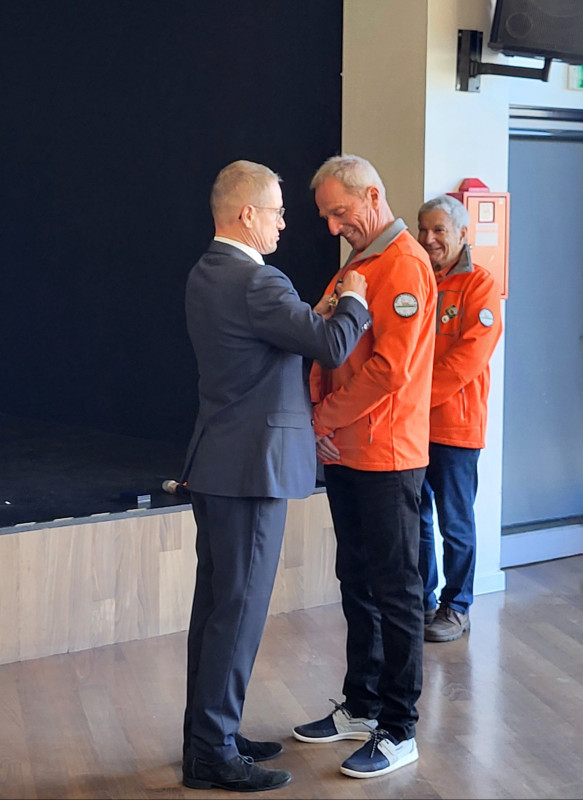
[162,479,190,497]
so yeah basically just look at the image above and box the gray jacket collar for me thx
[443,243,474,276]
[343,218,408,268]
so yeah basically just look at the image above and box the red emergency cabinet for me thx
[448,178,509,299]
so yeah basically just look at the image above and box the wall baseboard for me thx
[500,523,583,568]
[475,569,506,596]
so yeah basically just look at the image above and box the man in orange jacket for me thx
[292,155,437,779]
[417,194,502,642]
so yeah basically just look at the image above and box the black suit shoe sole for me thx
[183,770,291,792]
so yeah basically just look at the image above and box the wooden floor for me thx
[2,555,583,800]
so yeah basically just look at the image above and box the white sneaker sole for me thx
[293,729,371,743]
[340,744,419,778]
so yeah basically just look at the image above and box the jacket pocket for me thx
[460,387,467,421]
[266,412,306,428]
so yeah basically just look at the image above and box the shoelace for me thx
[328,698,378,733]
[329,697,348,716]
[368,729,394,757]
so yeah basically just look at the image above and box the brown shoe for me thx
[424,605,470,642]
[424,608,436,626]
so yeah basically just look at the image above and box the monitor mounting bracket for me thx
[456,29,552,93]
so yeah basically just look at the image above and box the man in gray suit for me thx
[180,159,371,793]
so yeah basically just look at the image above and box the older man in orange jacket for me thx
[417,194,502,642]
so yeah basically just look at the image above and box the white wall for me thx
[343,0,583,598]
[506,57,583,110]
[424,0,509,596]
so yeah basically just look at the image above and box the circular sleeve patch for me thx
[479,308,494,327]
[393,293,419,317]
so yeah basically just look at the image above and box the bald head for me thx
[209,160,286,255]
[210,160,282,227]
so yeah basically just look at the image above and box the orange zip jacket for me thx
[311,220,437,471]
[430,244,502,449]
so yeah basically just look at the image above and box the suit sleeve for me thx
[431,271,502,408]
[245,265,370,370]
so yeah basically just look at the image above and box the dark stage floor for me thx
[0,413,190,530]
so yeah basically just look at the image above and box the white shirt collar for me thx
[214,236,264,265]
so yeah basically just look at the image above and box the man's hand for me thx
[313,270,367,317]
[338,270,367,300]
[313,291,336,318]
[315,432,341,463]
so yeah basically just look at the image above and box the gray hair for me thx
[418,194,469,230]
[210,160,281,219]
[310,154,386,199]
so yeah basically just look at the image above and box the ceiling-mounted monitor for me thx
[488,0,583,65]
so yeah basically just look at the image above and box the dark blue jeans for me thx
[324,464,425,743]
[419,443,480,615]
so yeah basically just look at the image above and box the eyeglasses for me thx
[237,205,286,221]
[249,205,286,220]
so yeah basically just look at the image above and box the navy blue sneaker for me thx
[293,699,377,743]
[340,730,418,778]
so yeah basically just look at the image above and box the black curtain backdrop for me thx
[1,0,343,446]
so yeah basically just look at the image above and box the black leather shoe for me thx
[235,732,283,761]
[183,754,291,792]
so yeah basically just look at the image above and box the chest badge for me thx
[394,293,418,317]
[441,304,458,324]
[479,308,494,327]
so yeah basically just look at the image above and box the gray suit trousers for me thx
[183,492,287,763]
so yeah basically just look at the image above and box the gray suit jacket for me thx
[181,240,371,498]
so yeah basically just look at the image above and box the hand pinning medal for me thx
[328,279,343,307]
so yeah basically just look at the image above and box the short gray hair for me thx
[418,194,469,230]
[210,160,281,219]
[310,154,386,199]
